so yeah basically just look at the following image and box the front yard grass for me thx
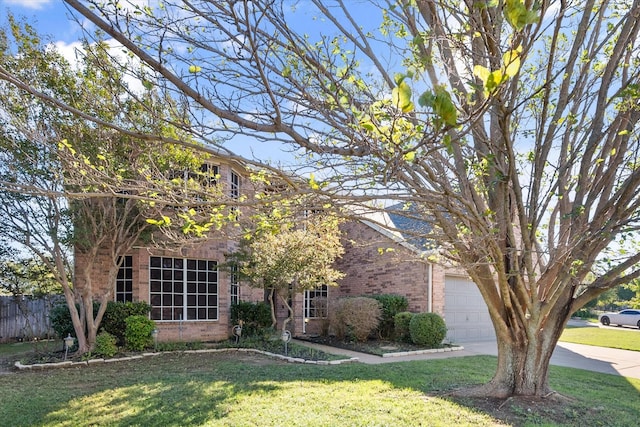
[560,325,640,352]
[1,350,639,426]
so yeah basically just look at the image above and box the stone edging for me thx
[14,348,358,371]
[381,345,464,358]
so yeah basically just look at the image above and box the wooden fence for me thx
[0,295,63,343]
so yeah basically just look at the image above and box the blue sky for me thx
[1,1,81,43]
[0,1,387,168]
[0,0,300,164]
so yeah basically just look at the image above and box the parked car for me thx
[599,309,640,328]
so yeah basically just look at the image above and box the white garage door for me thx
[444,276,495,343]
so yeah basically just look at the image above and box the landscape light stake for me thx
[151,329,159,352]
[281,330,292,356]
[63,334,74,361]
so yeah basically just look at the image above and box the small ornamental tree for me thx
[230,206,345,335]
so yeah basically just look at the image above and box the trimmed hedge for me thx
[408,312,447,347]
[124,315,156,351]
[394,311,414,343]
[101,301,151,345]
[330,297,382,342]
[370,294,408,339]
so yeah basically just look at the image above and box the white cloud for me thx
[49,38,145,94]
[2,0,52,10]
[3,0,53,10]
[52,40,84,68]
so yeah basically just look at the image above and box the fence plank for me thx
[0,295,63,343]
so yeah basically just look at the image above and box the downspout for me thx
[428,262,433,313]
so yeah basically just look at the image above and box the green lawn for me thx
[560,326,640,352]
[1,351,639,426]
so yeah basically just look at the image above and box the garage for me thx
[444,276,495,343]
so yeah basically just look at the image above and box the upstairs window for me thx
[230,170,240,217]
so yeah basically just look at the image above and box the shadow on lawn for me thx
[2,351,639,426]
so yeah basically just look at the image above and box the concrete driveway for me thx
[460,340,640,379]
[297,320,640,379]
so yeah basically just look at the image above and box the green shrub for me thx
[230,301,272,336]
[329,297,382,342]
[370,294,409,339]
[101,301,151,345]
[572,308,596,319]
[49,301,100,338]
[409,312,447,347]
[49,303,75,339]
[94,331,118,357]
[124,315,156,351]
[394,311,415,343]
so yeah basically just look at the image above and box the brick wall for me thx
[73,162,260,343]
[334,221,431,308]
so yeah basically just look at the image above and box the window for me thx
[304,285,328,319]
[230,171,240,199]
[230,264,239,305]
[116,256,133,302]
[194,163,218,187]
[149,256,218,321]
[230,170,240,218]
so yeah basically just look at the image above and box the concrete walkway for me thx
[294,336,640,380]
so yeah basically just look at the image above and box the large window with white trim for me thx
[116,256,133,302]
[149,257,218,321]
[304,285,328,319]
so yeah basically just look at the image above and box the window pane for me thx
[174,294,183,306]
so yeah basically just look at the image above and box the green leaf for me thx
[188,65,202,73]
[394,73,406,85]
[403,151,416,162]
[433,85,457,126]
[392,81,414,113]
[504,0,539,31]
[502,47,522,78]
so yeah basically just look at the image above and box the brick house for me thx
[77,160,495,343]
[75,158,263,343]
[294,209,495,343]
